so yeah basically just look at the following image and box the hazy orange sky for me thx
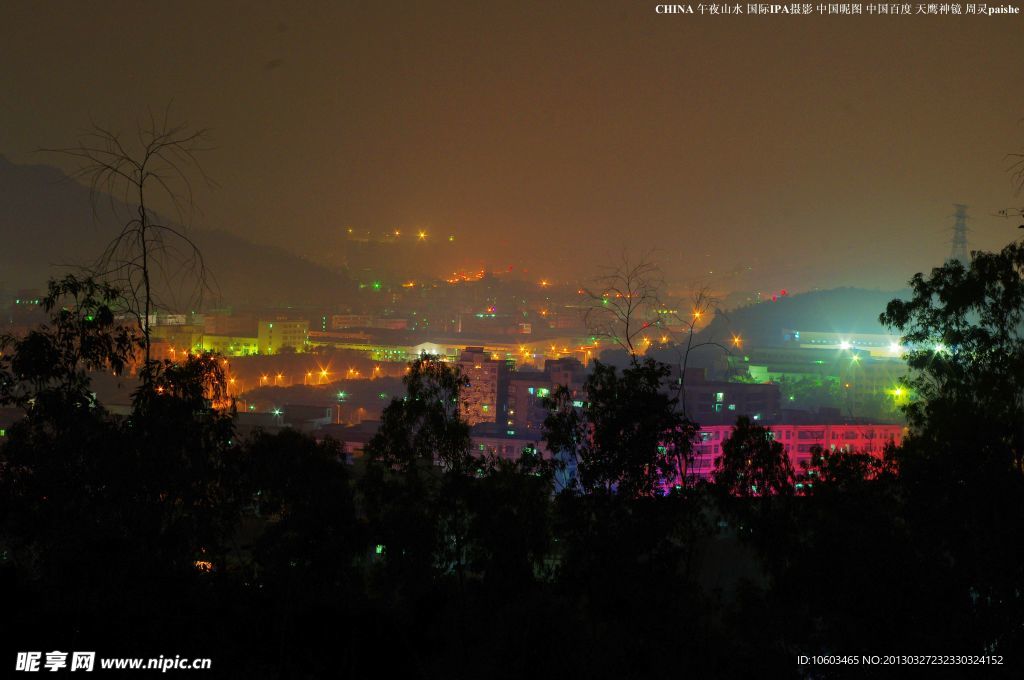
[2,1,1022,294]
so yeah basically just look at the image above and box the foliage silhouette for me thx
[543,357,696,496]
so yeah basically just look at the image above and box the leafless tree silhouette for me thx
[665,287,739,419]
[581,252,665,364]
[44,107,216,368]
[581,254,744,417]
[999,145,1024,228]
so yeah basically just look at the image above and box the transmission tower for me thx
[950,204,969,264]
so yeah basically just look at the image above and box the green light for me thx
[372,281,382,290]
[375,544,384,555]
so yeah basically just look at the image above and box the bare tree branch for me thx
[581,251,665,365]
[42,112,217,375]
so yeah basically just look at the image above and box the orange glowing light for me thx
[446,269,485,284]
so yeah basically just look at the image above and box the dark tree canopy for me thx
[881,240,1024,473]
[713,415,795,498]
[543,357,696,496]
[0,275,138,414]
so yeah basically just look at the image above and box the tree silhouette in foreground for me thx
[46,110,214,367]
[0,275,138,413]
[543,358,696,496]
[880,241,1024,654]
[881,240,1024,474]
[0,276,242,657]
[713,415,794,499]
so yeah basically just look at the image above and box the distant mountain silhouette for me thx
[0,154,354,308]
[698,287,911,348]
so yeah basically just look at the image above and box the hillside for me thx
[0,155,354,308]
[697,287,911,348]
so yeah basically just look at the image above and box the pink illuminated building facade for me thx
[686,423,904,482]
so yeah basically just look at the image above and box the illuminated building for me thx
[675,368,781,425]
[203,311,257,336]
[733,345,908,420]
[783,329,905,358]
[506,358,587,432]
[458,346,512,426]
[202,334,259,356]
[257,318,309,354]
[685,423,904,482]
[330,314,372,330]
[150,324,204,354]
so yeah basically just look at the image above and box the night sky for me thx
[2,1,1022,293]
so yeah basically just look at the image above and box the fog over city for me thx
[2,1,1022,295]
